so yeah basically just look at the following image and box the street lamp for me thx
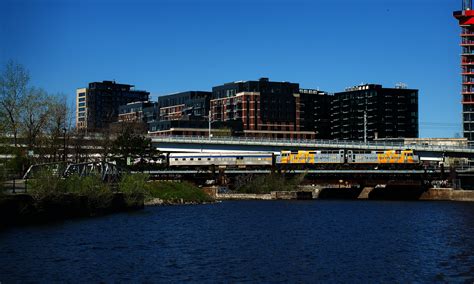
[208,109,214,141]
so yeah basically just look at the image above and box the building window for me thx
[78,97,85,102]
[78,107,86,112]
[79,102,86,107]
[78,92,86,97]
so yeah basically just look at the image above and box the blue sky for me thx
[0,0,462,137]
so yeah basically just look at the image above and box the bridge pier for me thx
[357,187,374,199]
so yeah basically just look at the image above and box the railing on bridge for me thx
[23,161,123,182]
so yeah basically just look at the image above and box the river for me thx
[1,200,473,282]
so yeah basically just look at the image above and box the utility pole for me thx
[208,109,212,141]
[464,0,472,10]
[364,111,367,143]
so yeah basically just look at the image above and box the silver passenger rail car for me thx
[168,152,274,168]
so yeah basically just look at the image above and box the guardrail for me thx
[149,135,474,154]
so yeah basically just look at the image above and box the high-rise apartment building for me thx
[76,81,149,131]
[210,78,315,139]
[158,91,211,121]
[331,84,418,141]
[454,0,474,141]
[118,101,155,123]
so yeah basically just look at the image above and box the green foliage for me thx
[118,173,149,206]
[235,172,307,194]
[146,181,213,203]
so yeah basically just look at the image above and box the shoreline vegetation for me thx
[119,173,214,206]
[234,172,306,194]
[0,172,215,227]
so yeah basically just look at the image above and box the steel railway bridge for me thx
[149,136,474,159]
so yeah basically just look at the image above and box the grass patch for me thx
[146,181,213,203]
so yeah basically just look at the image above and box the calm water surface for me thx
[1,200,473,283]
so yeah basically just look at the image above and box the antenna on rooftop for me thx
[463,0,472,10]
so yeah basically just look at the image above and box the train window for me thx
[182,158,186,161]
[198,158,201,160]
[207,158,211,161]
[174,158,178,161]
[190,158,194,161]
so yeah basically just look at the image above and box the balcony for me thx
[461,39,474,45]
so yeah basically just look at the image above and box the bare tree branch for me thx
[0,60,30,146]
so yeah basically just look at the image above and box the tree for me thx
[111,123,157,169]
[46,95,71,162]
[21,87,50,149]
[0,60,30,146]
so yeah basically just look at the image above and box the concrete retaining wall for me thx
[420,188,474,202]
[216,193,273,200]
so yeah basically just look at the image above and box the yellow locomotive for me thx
[278,149,419,164]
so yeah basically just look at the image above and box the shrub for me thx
[64,174,113,209]
[29,171,113,209]
[118,173,148,206]
[28,169,67,200]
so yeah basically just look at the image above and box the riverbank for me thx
[0,192,144,227]
[213,187,474,202]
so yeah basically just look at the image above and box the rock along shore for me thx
[145,198,215,206]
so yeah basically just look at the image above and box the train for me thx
[166,149,420,169]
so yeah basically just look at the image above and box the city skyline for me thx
[0,0,460,138]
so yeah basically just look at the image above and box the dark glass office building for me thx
[299,89,332,139]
